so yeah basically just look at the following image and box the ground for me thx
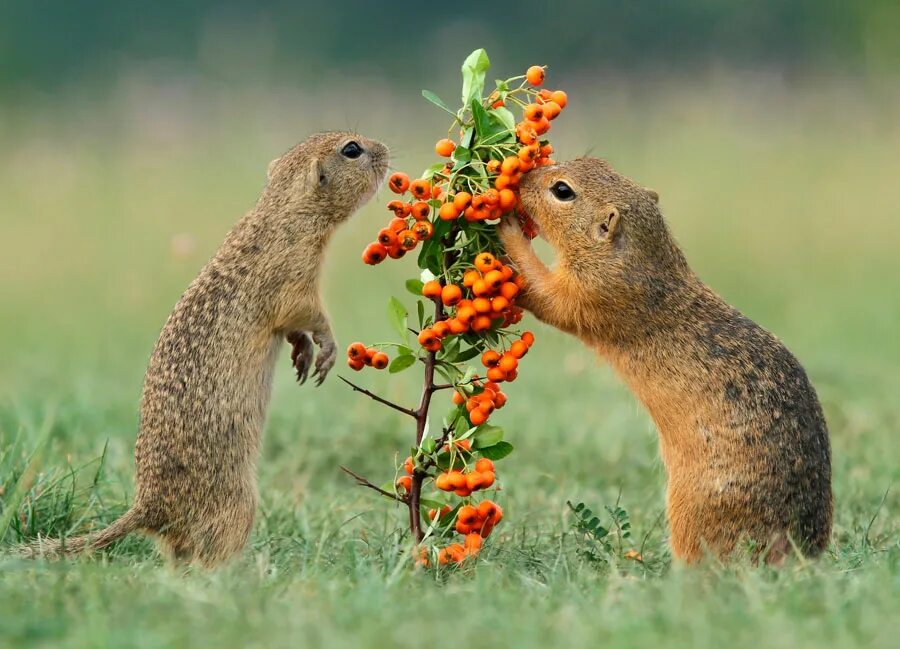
[1,79,898,648]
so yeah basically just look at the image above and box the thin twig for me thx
[339,376,417,418]
[340,466,405,503]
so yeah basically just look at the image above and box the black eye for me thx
[550,181,576,201]
[340,141,364,159]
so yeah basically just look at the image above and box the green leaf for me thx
[491,106,516,132]
[405,279,424,296]
[421,89,458,117]
[416,300,426,328]
[461,48,491,105]
[478,441,514,460]
[473,425,503,448]
[388,354,417,374]
[459,127,475,149]
[387,297,408,341]
[419,498,447,510]
[471,99,492,138]
[454,346,481,363]
[421,436,436,454]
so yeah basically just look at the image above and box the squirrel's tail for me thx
[18,507,144,558]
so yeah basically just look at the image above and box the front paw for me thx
[286,331,314,384]
[498,216,529,256]
[311,331,337,386]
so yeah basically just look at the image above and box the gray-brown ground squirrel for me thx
[28,131,389,566]
[498,157,832,563]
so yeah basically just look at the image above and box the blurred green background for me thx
[1,3,898,648]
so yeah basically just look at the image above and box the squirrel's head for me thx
[264,131,389,226]
[518,157,686,288]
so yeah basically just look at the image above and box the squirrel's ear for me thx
[307,157,327,189]
[267,157,281,180]
[645,187,659,204]
[594,204,621,242]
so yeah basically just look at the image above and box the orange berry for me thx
[448,471,468,491]
[475,458,494,473]
[542,101,561,120]
[456,304,477,325]
[515,122,537,145]
[422,280,442,298]
[435,473,452,491]
[363,242,387,265]
[509,340,529,358]
[498,353,518,373]
[482,189,500,206]
[493,391,507,408]
[472,315,492,332]
[397,230,417,251]
[472,279,491,297]
[377,228,398,248]
[518,144,540,162]
[501,156,521,175]
[409,179,432,200]
[371,352,389,369]
[486,159,502,174]
[452,391,465,406]
[483,269,504,290]
[388,172,410,194]
[412,220,434,241]
[418,328,441,351]
[463,270,481,288]
[404,456,414,475]
[347,342,367,360]
[486,367,506,382]
[474,252,498,273]
[411,201,430,220]
[494,175,516,191]
[522,331,535,347]
[464,533,483,552]
[466,472,486,491]
[455,439,472,452]
[530,116,550,135]
[435,138,456,157]
[448,318,469,334]
[524,104,544,121]
[347,357,365,371]
[479,471,495,489]
[432,320,450,338]
[498,189,517,211]
[526,65,545,86]
[396,475,412,491]
[469,408,487,425]
[457,504,478,526]
[478,500,503,524]
[453,191,473,210]
[387,200,411,217]
[473,297,492,314]
[441,284,463,306]
[491,295,509,312]
[439,202,460,221]
[499,282,519,300]
[550,90,568,108]
[481,351,500,368]
[389,217,408,232]
[505,368,518,382]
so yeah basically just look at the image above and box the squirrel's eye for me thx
[550,181,576,201]
[340,141,364,159]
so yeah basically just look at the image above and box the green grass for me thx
[1,76,899,648]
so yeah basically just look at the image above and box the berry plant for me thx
[343,49,568,568]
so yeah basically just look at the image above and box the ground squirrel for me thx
[498,157,832,563]
[27,132,389,566]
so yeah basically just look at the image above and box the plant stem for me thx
[339,376,418,418]
[408,296,442,543]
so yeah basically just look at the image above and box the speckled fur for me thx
[27,132,389,566]
[499,158,832,563]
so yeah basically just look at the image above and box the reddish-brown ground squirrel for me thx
[27,132,389,566]
[499,157,832,563]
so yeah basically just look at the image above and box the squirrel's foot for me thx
[287,331,315,384]
[311,331,337,386]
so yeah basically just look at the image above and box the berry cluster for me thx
[343,50,568,568]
